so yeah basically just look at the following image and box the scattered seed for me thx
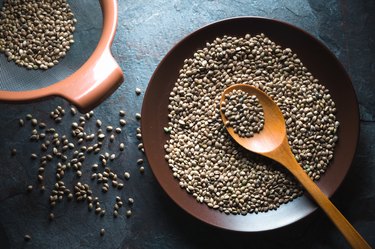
[128,198,134,205]
[100,228,105,236]
[119,110,125,117]
[15,106,139,223]
[135,113,141,120]
[49,213,55,220]
[137,159,144,165]
[119,143,125,151]
[27,185,33,192]
[39,122,47,129]
[26,114,32,120]
[92,164,98,170]
[11,148,17,156]
[31,119,38,126]
[119,119,126,126]
[100,210,106,217]
[96,120,102,127]
[70,107,77,115]
[109,134,115,142]
[124,172,130,180]
[113,210,118,217]
[126,210,132,218]
[139,166,145,174]
[135,88,141,95]
[24,234,31,241]
[19,119,24,127]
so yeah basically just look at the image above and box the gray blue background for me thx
[0,0,374,248]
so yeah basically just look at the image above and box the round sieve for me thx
[0,0,123,112]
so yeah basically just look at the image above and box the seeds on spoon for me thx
[222,89,264,138]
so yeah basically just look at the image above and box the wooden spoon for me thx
[220,84,370,249]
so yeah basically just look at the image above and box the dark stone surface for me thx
[0,0,374,248]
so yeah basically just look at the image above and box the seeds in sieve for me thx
[0,0,77,69]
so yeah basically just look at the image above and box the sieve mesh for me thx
[0,0,103,91]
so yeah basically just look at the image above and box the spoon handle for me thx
[284,155,371,249]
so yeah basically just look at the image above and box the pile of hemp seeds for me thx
[164,33,339,215]
[13,89,145,241]
[0,0,76,69]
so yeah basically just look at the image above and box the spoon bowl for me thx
[220,84,286,154]
[220,84,370,249]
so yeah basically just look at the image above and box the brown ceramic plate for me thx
[141,17,359,231]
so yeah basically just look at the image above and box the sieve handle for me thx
[57,49,123,113]
[55,0,123,113]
